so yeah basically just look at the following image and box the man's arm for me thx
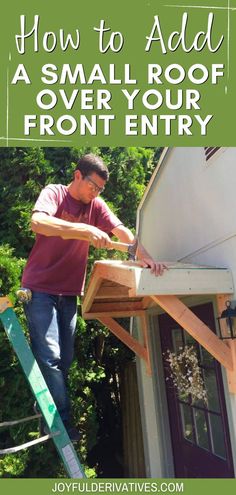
[112,224,167,276]
[112,224,135,243]
[32,214,167,275]
[31,212,113,249]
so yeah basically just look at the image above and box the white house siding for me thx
[136,147,236,477]
[138,147,236,268]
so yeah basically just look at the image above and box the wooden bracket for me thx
[216,295,236,394]
[151,295,234,371]
[98,314,151,375]
[81,259,236,388]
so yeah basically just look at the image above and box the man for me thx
[22,153,166,442]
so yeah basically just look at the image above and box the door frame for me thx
[136,295,236,478]
[159,301,234,477]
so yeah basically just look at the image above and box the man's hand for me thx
[136,243,168,276]
[111,225,168,276]
[87,225,113,249]
[31,212,113,248]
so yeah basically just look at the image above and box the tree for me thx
[0,146,161,477]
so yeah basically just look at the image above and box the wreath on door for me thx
[165,345,207,402]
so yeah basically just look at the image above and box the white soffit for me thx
[133,262,234,296]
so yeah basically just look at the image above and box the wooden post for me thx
[216,295,236,394]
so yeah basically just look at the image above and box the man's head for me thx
[76,154,109,181]
[72,154,109,203]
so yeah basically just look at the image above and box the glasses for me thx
[84,176,105,195]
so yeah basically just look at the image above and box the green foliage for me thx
[0,451,29,477]
[100,147,157,228]
[0,245,25,300]
[0,146,161,478]
[0,244,34,477]
[0,148,52,256]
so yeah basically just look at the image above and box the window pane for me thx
[200,346,214,367]
[172,329,183,353]
[180,403,194,443]
[192,395,206,408]
[185,333,199,353]
[185,332,196,345]
[203,369,220,413]
[209,414,227,459]
[193,408,210,451]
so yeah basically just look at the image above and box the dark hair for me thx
[76,154,109,181]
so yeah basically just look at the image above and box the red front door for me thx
[159,302,234,478]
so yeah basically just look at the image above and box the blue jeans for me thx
[24,292,77,422]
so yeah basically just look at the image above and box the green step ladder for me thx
[0,296,86,478]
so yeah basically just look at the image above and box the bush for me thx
[0,245,25,301]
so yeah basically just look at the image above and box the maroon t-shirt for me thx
[22,184,122,295]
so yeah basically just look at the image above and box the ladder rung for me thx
[0,431,60,454]
[0,413,42,428]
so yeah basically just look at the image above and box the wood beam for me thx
[141,296,153,310]
[83,310,144,320]
[151,295,233,371]
[82,275,103,314]
[95,263,136,289]
[216,295,236,393]
[88,301,143,315]
[83,263,136,315]
[98,316,149,369]
[94,285,130,299]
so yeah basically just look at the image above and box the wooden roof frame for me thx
[82,260,236,392]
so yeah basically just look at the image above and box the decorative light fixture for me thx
[217,300,236,340]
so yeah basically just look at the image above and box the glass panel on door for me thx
[172,328,228,459]
[209,414,227,459]
[159,303,234,477]
[180,403,194,442]
[193,408,210,451]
